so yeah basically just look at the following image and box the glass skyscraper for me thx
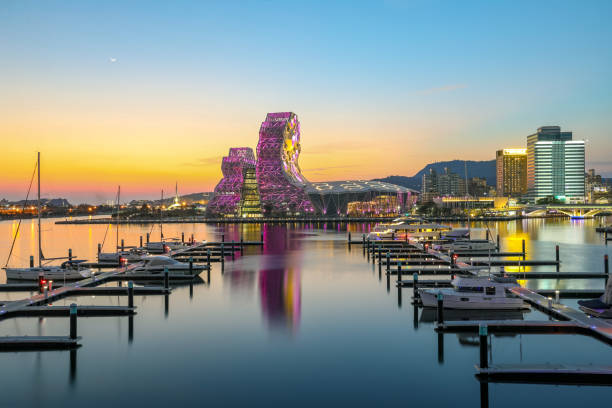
[526,126,585,202]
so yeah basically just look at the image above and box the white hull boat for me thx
[98,248,148,264]
[4,264,92,281]
[419,274,529,310]
[129,256,204,276]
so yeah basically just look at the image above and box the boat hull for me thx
[4,267,92,281]
[419,289,528,310]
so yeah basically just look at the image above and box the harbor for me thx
[0,216,610,407]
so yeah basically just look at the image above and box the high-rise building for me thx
[526,126,585,202]
[496,148,527,197]
[421,167,466,200]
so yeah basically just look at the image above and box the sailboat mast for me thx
[160,189,164,240]
[37,152,42,267]
[116,186,120,251]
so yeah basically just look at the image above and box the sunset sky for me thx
[1,1,611,203]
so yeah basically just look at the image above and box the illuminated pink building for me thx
[206,148,262,217]
[256,112,314,215]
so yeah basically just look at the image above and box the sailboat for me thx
[97,186,148,264]
[143,189,189,254]
[3,153,93,281]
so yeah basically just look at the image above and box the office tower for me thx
[496,149,527,197]
[526,126,585,202]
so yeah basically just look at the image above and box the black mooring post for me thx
[479,325,488,369]
[146,232,150,244]
[496,234,500,250]
[605,254,609,285]
[397,283,402,308]
[181,232,184,243]
[69,303,77,339]
[366,239,370,261]
[139,235,143,248]
[207,249,211,270]
[231,240,235,261]
[413,273,419,299]
[386,252,391,275]
[437,292,444,324]
[121,239,124,252]
[128,281,134,308]
[348,232,351,249]
[30,255,34,267]
[240,237,244,255]
[378,245,382,273]
[164,267,169,290]
[522,239,526,260]
[397,262,402,283]
[222,234,225,243]
[362,234,366,255]
[556,245,560,272]
[189,257,193,276]
[68,248,72,261]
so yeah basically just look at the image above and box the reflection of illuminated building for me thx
[256,112,314,216]
[207,148,262,217]
[258,225,301,332]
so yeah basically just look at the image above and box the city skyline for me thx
[1,1,611,202]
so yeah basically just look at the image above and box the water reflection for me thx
[258,225,302,334]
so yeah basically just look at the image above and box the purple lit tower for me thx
[256,112,314,215]
[206,147,259,216]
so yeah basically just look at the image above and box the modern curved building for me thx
[307,180,418,216]
[206,147,262,217]
[256,112,314,215]
[207,112,416,217]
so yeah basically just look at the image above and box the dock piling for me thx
[222,234,225,243]
[181,232,184,243]
[413,273,419,299]
[522,239,526,260]
[496,234,500,250]
[189,257,193,276]
[139,236,143,248]
[231,240,235,261]
[556,245,560,272]
[68,248,72,261]
[397,262,402,283]
[121,239,124,252]
[207,249,211,271]
[97,243,101,255]
[605,255,609,284]
[164,267,169,290]
[30,255,34,267]
[69,303,77,339]
[479,325,488,369]
[221,243,225,269]
[128,281,134,308]
[146,233,150,244]
[437,292,444,324]
[240,237,244,255]
[362,234,365,255]
[386,252,390,275]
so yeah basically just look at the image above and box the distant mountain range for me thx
[373,160,497,191]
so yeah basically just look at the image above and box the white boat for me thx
[129,256,204,275]
[98,248,148,264]
[143,240,189,254]
[419,274,529,310]
[368,221,451,241]
[2,153,94,281]
[5,260,91,281]
[434,239,497,252]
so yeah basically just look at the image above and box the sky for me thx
[1,0,611,203]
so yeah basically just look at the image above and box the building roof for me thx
[306,180,418,194]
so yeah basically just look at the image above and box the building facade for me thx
[526,126,585,203]
[256,112,314,216]
[421,168,466,201]
[206,147,262,217]
[496,148,527,197]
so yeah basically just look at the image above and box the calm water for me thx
[0,217,611,407]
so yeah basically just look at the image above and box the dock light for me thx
[119,257,127,267]
[452,253,459,262]
[38,275,48,293]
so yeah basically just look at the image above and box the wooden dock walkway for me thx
[477,364,612,385]
[0,336,81,351]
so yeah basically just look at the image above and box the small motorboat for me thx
[4,260,92,281]
[98,248,149,264]
[129,256,205,276]
[419,274,529,310]
[143,240,191,254]
[578,277,612,318]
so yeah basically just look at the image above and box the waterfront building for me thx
[585,169,610,204]
[256,112,314,216]
[526,126,585,203]
[207,147,262,217]
[496,148,527,197]
[421,168,466,201]
[307,180,417,216]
